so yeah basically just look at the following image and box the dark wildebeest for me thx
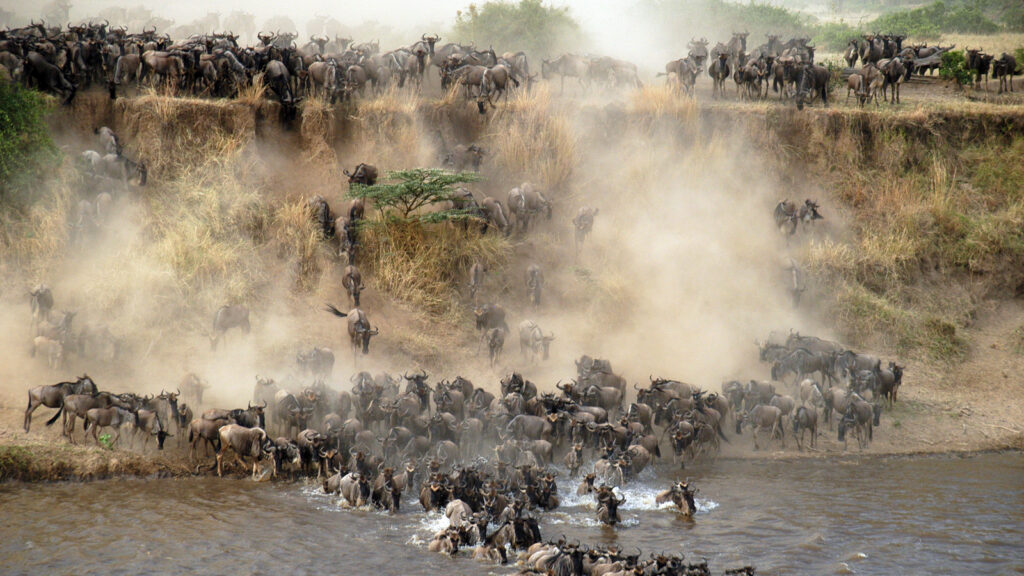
[297,347,335,380]
[210,304,250,351]
[992,53,1017,93]
[216,424,274,478]
[344,163,378,186]
[518,320,554,363]
[342,265,364,307]
[595,485,626,525]
[474,303,509,334]
[24,51,76,104]
[792,405,818,450]
[877,362,904,407]
[655,480,697,517]
[525,264,543,307]
[772,348,833,386]
[308,195,335,240]
[880,56,911,103]
[572,207,598,252]
[24,375,98,432]
[794,63,829,110]
[838,399,876,450]
[709,52,731,98]
[486,328,505,367]
[30,284,54,335]
[324,304,380,357]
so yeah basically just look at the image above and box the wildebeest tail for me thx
[716,422,730,443]
[44,403,63,427]
[324,303,348,318]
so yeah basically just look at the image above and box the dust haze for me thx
[0,1,839,412]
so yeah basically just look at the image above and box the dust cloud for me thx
[0,3,839,412]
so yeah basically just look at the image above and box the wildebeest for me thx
[468,261,486,302]
[29,284,54,335]
[541,53,589,94]
[655,480,697,517]
[992,52,1017,93]
[344,163,378,186]
[772,348,833,386]
[739,404,784,450]
[188,417,226,461]
[792,405,818,450]
[572,207,598,252]
[595,485,625,525]
[838,399,876,450]
[474,303,509,334]
[518,320,555,363]
[24,375,98,432]
[341,264,364,307]
[85,406,136,447]
[480,197,509,235]
[794,63,829,110]
[485,327,505,367]
[308,195,335,240]
[296,347,335,380]
[525,264,543,307]
[31,336,64,369]
[324,304,380,357]
[210,304,250,351]
[216,424,274,478]
[24,51,76,103]
[132,408,170,450]
[709,52,731,98]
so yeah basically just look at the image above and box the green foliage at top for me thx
[349,168,481,222]
[940,50,974,85]
[813,21,862,52]
[452,0,584,60]
[0,82,58,203]
[870,1,998,38]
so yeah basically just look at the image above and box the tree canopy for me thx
[349,168,481,223]
[452,0,584,60]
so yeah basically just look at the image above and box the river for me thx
[2,452,1021,575]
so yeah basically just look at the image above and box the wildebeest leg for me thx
[24,395,40,432]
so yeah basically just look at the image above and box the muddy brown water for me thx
[2,452,1021,575]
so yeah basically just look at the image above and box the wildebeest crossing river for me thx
[3,452,1021,575]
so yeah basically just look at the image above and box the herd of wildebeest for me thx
[23,232,904,574]
[7,16,932,576]
[2,19,1019,113]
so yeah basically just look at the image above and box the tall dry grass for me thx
[361,221,511,315]
[484,86,577,193]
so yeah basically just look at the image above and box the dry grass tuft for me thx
[361,220,511,314]
[120,96,256,180]
[300,97,338,165]
[484,86,577,193]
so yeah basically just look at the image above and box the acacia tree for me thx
[349,168,481,223]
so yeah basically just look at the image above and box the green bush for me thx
[940,49,974,86]
[814,21,862,53]
[870,1,999,38]
[453,0,584,60]
[0,82,57,202]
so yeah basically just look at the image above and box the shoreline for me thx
[3,428,1019,484]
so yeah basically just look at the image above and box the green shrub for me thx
[453,0,584,60]
[940,50,974,85]
[814,21,862,53]
[870,1,999,38]
[0,82,58,203]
